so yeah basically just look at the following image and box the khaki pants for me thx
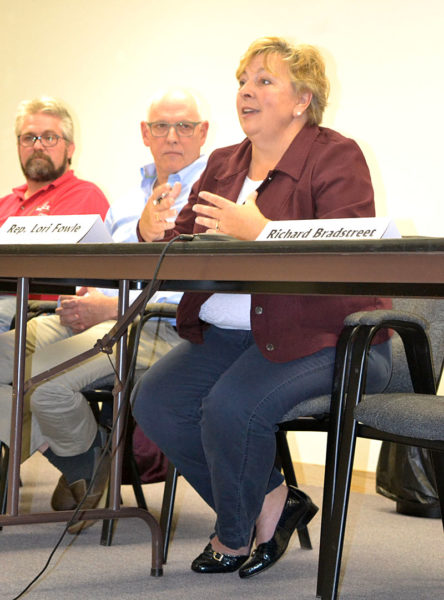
[0,313,180,458]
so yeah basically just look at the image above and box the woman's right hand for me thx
[193,190,269,240]
[138,181,181,241]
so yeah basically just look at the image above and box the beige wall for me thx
[2,0,443,470]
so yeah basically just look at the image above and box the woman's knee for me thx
[132,373,156,412]
[201,389,249,441]
[131,370,174,437]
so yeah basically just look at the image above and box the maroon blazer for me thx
[158,125,391,362]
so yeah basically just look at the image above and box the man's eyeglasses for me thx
[18,132,69,148]
[146,121,201,137]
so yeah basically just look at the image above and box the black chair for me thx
[0,442,8,517]
[82,381,179,557]
[274,298,444,598]
[81,302,179,562]
[320,299,444,599]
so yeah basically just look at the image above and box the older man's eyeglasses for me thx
[146,121,201,137]
[18,132,68,148]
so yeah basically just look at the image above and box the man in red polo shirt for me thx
[0,96,109,330]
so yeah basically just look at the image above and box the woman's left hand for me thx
[193,190,269,240]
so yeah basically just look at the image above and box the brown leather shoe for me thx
[51,475,77,511]
[67,451,111,534]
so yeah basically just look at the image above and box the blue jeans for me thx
[132,325,392,548]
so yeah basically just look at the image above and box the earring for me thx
[296,111,302,116]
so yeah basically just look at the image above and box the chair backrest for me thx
[277,298,444,421]
[384,298,444,393]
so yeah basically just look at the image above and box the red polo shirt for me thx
[0,169,109,225]
[0,170,110,300]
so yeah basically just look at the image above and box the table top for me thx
[1,237,444,296]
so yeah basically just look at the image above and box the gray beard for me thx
[21,150,69,182]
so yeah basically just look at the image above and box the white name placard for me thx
[0,214,112,244]
[256,217,400,241]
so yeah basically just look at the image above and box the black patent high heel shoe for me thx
[191,542,250,573]
[238,486,318,579]
[191,527,256,574]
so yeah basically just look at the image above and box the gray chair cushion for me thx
[82,373,115,391]
[281,395,331,421]
[81,369,146,393]
[344,309,428,328]
[355,393,444,440]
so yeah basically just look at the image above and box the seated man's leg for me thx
[32,318,181,457]
[29,320,118,514]
[0,314,72,454]
[31,317,180,527]
[0,295,18,333]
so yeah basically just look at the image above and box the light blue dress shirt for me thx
[105,155,207,243]
[102,155,208,307]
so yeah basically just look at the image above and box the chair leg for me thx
[100,519,116,546]
[129,453,148,511]
[159,462,179,563]
[316,325,366,598]
[320,417,358,599]
[275,430,312,549]
[0,443,9,528]
[316,369,352,596]
[430,450,444,528]
[100,482,118,546]
[99,449,150,546]
[320,331,369,600]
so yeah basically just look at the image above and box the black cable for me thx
[10,234,187,599]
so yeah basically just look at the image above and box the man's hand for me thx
[56,287,118,333]
[193,190,269,240]
[139,181,182,241]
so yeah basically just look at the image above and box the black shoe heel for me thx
[297,499,319,529]
[239,486,318,579]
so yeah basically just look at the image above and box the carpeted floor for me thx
[1,453,442,600]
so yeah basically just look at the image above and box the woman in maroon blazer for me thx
[134,36,392,578]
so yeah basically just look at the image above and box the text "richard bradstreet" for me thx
[266,227,377,240]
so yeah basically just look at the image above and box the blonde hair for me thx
[236,36,329,126]
[15,96,74,142]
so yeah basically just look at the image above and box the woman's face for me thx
[236,53,302,143]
